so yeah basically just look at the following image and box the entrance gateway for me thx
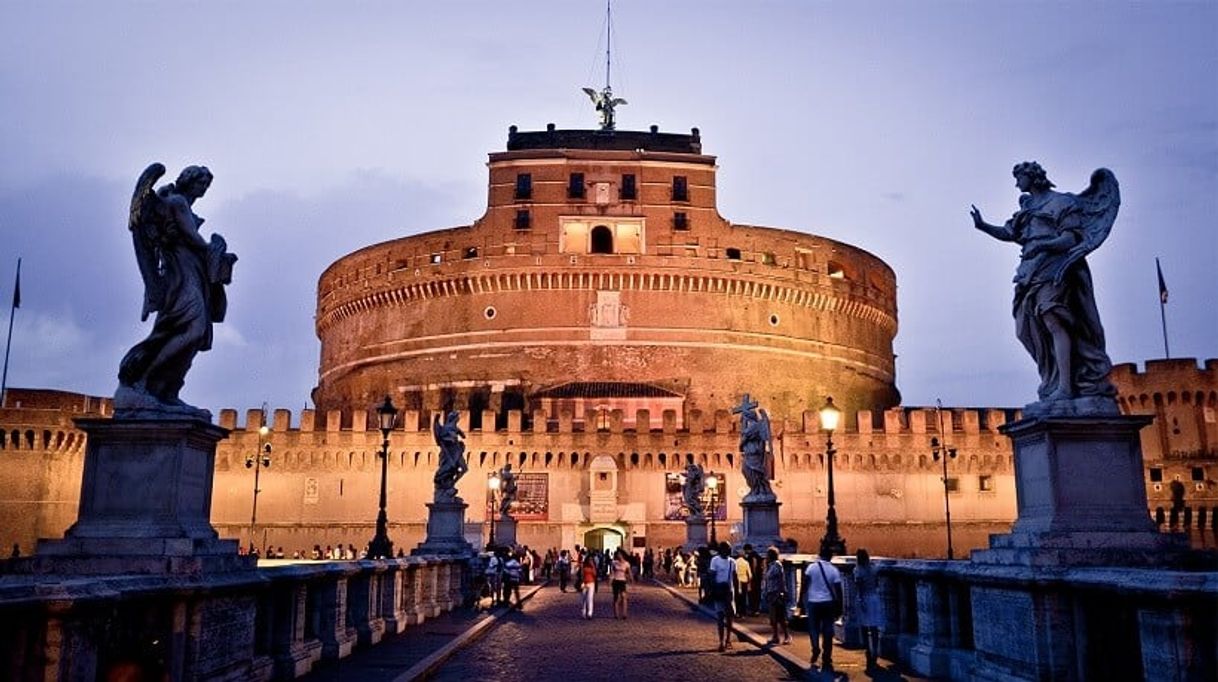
[582,525,625,553]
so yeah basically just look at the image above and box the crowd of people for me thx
[236,542,412,560]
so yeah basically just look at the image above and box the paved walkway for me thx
[300,579,929,681]
[657,579,930,681]
[431,581,800,681]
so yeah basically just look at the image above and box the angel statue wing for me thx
[581,87,601,104]
[759,408,775,480]
[129,163,168,321]
[432,411,444,446]
[610,98,628,107]
[1054,168,1120,285]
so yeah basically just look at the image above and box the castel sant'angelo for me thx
[1,121,1215,557]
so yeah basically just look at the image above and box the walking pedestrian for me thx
[709,541,737,651]
[611,549,633,619]
[854,548,883,670]
[557,549,572,592]
[798,546,843,672]
[504,551,524,609]
[580,555,597,619]
[733,549,752,616]
[485,547,506,606]
[761,547,792,645]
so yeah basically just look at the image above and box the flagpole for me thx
[1,257,20,408]
[1156,257,1170,359]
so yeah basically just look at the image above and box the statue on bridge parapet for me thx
[682,459,706,520]
[970,162,1120,418]
[116,164,237,420]
[733,394,775,502]
[432,410,468,501]
[498,462,518,518]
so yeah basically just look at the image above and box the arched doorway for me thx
[583,526,624,553]
[590,225,614,254]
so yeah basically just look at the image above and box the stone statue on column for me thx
[498,462,518,518]
[432,410,468,501]
[970,162,1120,417]
[117,163,237,420]
[682,460,706,520]
[733,394,775,502]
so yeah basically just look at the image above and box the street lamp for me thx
[488,471,502,549]
[245,424,271,554]
[706,473,719,544]
[367,396,397,559]
[819,397,847,557]
[932,399,959,559]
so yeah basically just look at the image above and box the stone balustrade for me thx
[874,559,1218,681]
[0,556,472,681]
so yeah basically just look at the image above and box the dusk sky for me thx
[1,1,1214,416]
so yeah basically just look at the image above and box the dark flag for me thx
[11,258,20,309]
[1156,257,1168,305]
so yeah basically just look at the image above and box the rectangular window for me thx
[463,247,478,259]
[1192,467,1205,482]
[514,173,532,200]
[978,475,994,492]
[429,253,442,264]
[761,252,776,265]
[944,477,960,493]
[672,175,688,201]
[1149,467,1163,482]
[568,173,585,200]
[725,247,742,260]
[620,174,637,200]
[673,212,689,230]
[515,209,531,230]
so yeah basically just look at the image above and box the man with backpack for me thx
[798,546,843,672]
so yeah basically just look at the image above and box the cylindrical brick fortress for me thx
[314,127,899,420]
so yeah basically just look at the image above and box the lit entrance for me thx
[583,526,624,553]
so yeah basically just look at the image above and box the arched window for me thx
[590,225,614,254]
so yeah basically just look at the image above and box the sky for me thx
[0,1,1214,416]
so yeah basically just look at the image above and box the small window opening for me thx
[827,261,846,279]
[515,173,532,200]
[463,247,478,259]
[429,253,442,264]
[944,477,960,493]
[515,209,531,230]
[672,176,688,201]
[673,212,689,230]
[568,173,585,200]
[1149,467,1164,482]
[590,225,614,254]
[725,247,742,260]
[978,475,994,492]
[761,252,776,265]
[1193,467,1205,482]
[621,174,637,201]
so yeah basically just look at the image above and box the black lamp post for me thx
[932,400,959,560]
[245,424,271,554]
[367,396,397,559]
[487,471,501,549]
[819,396,847,557]
[706,473,720,544]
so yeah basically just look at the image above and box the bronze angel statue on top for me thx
[116,163,237,419]
[970,162,1120,417]
[582,86,627,131]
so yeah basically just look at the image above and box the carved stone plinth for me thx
[33,417,251,574]
[684,518,709,550]
[496,516,518,548]
[413,500,474,557]
[739,499,783,551]
[973,416,1190,567]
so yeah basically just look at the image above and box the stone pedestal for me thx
[34,417,251,574]
[972,416,1189,567]
[495,516,518,548]
[739,499,783,551]
[684,517,709,549]
[413,499,475,557]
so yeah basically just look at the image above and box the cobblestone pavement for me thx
[430,582,802,682]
